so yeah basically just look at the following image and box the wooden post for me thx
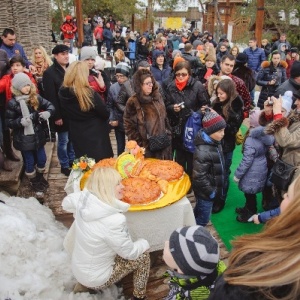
[75,0,83,47]
[224,0,230,34]
[132,14,135,31]
[255,0,264,47]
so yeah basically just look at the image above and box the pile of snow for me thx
[0,193,124,300]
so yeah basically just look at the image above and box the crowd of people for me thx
[1,19,300,299]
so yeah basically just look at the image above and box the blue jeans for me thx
[57,131,75,168]
[22,146,46,173]
[114,129,125,156]
[221,151,233,202]
[194,197,213,226]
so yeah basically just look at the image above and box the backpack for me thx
[183,111,202,153]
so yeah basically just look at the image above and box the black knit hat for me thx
[235,53,248,64]
[169,226,219,277]
[202,110,226,135]
[290,61,300,79]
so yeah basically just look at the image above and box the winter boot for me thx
[3,130,20,161]
[212,199,225,214]
[236,208,256,223]
[36,172,49,189]
[27,171,46,193]
[73,282,97,294]
[236,194,257,223]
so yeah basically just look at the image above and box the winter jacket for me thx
[256,60,287,109]
[265,111,300,182]
[103,27,113,41]
[275,78,300,100]
[271,39,291,53]
[60,22,77,40]
[243,47,266,72]
[0,43,32,68]
[163,76,210,143]
[151,50,172,85]
[0,71,37,104]
[112,36,126,52]
[192,130,226,201]
[6,95,55,151]
[208,274,291,300]
[115,79,135,113]
[257,207,280,223]
[62,189,149,288]
[58,87,113,162]
[164,261,226,300]
[136,42,149,60]
[93,27,103,41]
[285,54,300,78]
[234,126,275,194]
[260,43,272,58]
[106,81,124,131]
[182,52,204,77]
[232,64,256,93]
[198,64,219,84]
[83,23,92,45]
[43,58,69,132]
[212,95,244,153]
[123,90,172,160]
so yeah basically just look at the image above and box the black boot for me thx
[236,193,257,223]
[29,176,46,193]
[36,172,49,188]
[212,199,225,214]
[3,130,20,161]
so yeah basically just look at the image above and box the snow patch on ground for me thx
[0,193,124,300]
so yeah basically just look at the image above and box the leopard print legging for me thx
[92,252,150,298]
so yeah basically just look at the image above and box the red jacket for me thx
[60,22,77,39]
[94,27,103,40]
[0,71,38,103]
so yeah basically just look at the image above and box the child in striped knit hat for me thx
[163,226,226,299]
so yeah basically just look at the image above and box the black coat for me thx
[208,274,292,300]
[43,59,69,132]
[197,64,219,84]
[232,64,256,92]
[58,87,113,162]
[6,95,55,151]
[212,95,244,153]
[192,130,225,200]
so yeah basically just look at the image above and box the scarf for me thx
[35,58,48,77]
[175,77,188,91]
[15,95,34,135]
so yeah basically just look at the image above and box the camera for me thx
[204,107,211,113]
[178,102,185,109]
[89,68,99,76]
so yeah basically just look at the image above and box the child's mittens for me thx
[39,111,51,120]
[20,117,32,127]
[233,176,240,183]
[209,190,216,199]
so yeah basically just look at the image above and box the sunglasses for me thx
[175,72,188,78]
[143,81,153,86]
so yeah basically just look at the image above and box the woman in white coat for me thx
[62,167,150,299]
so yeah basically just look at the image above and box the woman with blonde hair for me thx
[58,61,113,162]
[229,45,239,58]
[62,167,150,299]
[31,45,53,94]
[209,175,300,300]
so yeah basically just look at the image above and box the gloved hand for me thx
[39,111,51,120]
[21,117,32,127]
[233,176,240,183]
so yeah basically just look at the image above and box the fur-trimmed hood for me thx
[259,111,274,127]
[261,60,288,69]
[264,110,300,135]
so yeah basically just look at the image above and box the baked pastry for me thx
[93,158,117,168]
[139,160,184,182]
[122,177,162,205]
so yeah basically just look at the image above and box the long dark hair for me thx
[215,79,238,120]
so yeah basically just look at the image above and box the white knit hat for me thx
[80,46,97,61]
[281,91,293,115]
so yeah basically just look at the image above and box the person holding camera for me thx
[58,61,113,162]
[256,50,287,109]
[79,46,110,102]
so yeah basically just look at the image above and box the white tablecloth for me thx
[125,197,195,252]
[64,171,196,252]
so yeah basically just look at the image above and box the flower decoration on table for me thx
[72,155,96,173]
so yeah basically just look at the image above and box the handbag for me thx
[270,159,297,191]
[148,133,171,152]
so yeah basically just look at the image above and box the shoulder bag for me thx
[270,159,297,191]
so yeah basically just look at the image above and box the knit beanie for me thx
[80,46,97,61]
[11,73,32,91]
[137,60,150,68]
[281,91,293,114]
[290,61,300,79]
[179,43,185,50]
[169,226,220,277]
[173,57,185,69]
[115,62,130,77]
[202,110,226,135]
